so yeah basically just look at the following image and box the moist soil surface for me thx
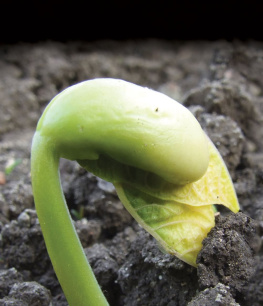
[0,39,263,305]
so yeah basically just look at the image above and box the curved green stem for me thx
[31,132,109,306]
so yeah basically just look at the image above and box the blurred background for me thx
[1,0,262,43]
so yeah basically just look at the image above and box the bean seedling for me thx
[31,78,239,306]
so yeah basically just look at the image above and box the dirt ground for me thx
[0,39,263,305]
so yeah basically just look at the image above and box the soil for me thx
[0,39,263,305]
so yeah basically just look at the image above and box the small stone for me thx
[17,212,31,228]
[8,281,52,306]
[0,172,6,185]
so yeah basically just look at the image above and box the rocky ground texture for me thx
[0,40,263,305]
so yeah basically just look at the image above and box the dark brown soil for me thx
[0,40,262,305]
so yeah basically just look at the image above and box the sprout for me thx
[31,78,239,306]
[5,158,22,175]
